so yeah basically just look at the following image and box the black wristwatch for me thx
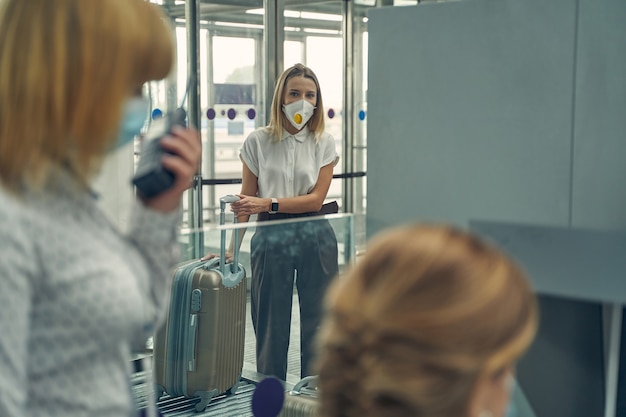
[269,198,279,214]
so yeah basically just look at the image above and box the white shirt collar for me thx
[281,125,311,143]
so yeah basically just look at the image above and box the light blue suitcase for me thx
[153,195,247,412]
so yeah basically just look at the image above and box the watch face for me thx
[271,202,279,212]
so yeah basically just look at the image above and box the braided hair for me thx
[315,224,537,417]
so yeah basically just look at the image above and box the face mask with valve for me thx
[282,99,316,130]
[132,78,193,199]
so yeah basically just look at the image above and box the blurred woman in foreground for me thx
[0,1,201,416]
[316,224,538,417]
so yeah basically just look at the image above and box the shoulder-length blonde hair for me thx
[0,0,174,194]
[316,224,538,417]
[266,63,325,142]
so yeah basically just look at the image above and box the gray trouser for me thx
[250,219,338,380]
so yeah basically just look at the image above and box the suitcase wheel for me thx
[195,401,208,413]
[193,389,218,412]
[154,386,164,401]
[227,380,241,395]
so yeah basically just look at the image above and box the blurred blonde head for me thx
[316,224,538,417]
[267,63,326,142]
[0,0,174,194]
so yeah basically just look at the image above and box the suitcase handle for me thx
[219,195,240,277]
[199,258,244,288]
[187,313,198,372]
[200,257,221,270]
[289,376,318,395]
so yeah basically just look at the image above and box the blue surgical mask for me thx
[505,400,517,417]
[504,377,517,417]
[115,97,149,150]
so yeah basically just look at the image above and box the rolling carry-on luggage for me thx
[153,195,247,412]
[279,376,319,417]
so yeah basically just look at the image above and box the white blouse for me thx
[239,126,339,199]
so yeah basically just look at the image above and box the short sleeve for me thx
[319,133,340,168]
[239,131,261,177]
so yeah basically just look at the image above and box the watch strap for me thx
[269,198,279,214]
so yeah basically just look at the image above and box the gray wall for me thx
[573,0,626,228]
[367,0,626,237]
[366,1,626,416]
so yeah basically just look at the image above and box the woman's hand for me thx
[141,126,201,213]
[230,194,270,216]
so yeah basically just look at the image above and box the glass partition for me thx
[178,212,355,271]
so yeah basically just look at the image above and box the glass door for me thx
[150,1,266,226]
[285,3,345,204]
[284,1,370,247]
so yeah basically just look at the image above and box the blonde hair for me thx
[266,63,326,142]
[0,0,174,194]
[316,224,538,417]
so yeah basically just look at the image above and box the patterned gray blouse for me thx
[0,177,180,417]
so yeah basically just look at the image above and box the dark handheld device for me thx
[132,108,187,198]
[132,78,194,198]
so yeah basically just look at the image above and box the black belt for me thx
[257,201,339,222]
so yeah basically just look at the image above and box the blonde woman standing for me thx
[213,64,339,381]
[316,224,538,417]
